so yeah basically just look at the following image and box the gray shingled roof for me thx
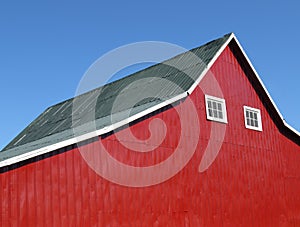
[0,33,231,162]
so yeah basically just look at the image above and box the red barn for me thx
[1,33,300,226]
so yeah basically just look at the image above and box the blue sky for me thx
[0,1,299,150]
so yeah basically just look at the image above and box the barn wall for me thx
[1,46,300,226]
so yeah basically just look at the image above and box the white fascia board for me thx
[232,34,300,137]
[0,138,77,168]
[0,92,187,168]
[187,33,235,95]
[97,92,187,135]
[283,121,300,137]
[232,35,284,120]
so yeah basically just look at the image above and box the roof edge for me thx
[0,92,188,168]
[230,34,300,138]
[1,32,298,168]
[187,33,235,94]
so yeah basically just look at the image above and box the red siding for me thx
[1,46,300,226]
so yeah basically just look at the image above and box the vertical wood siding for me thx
[1,46,299,226]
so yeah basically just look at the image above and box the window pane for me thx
[208,101,212,108]
[217,103,222,111]
[218,111,223,119]
[253,113,258,120]
[250,112,253,118]
[247,119,250,126]
[212,102,217,110]
[213,110,218,118]
[208,109,213,117]
[246,111,249,118]
[251,119,254,126]
[254,120,258,127]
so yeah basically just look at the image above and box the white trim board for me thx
[0,93,187,168]
[232,34,300,137]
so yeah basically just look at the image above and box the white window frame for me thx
[243,106,262,131]
[205,95,228,124]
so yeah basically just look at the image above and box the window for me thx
[243,106,262,131]
[205,95,227,123]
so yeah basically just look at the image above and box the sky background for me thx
[0,1,299,150]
